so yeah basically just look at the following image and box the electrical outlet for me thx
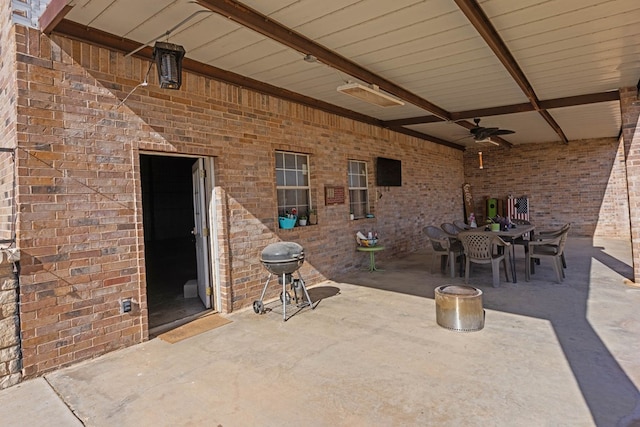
[121,298,132,313]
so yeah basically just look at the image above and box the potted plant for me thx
[298,215,307,226]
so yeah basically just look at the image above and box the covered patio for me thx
[2,236,638,426]
[2,0,640,391]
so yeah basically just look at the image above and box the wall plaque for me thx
[324,186,345,205]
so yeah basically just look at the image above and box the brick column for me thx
[621,87,640,280]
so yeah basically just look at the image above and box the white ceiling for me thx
[47,0,640,149]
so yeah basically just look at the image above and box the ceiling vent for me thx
[337,82,404,107]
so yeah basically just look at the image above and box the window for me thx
[348,160,369,218]
[276,151,310,217]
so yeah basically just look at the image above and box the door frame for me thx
[139,152,220,312]
[203,156,222,312]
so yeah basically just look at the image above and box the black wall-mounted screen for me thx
[376,157,402,187]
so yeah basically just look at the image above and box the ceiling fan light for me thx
[153,41,186,90]
[475,137,500,146]
[337,82,404,107]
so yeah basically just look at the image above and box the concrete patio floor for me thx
[1,237,640,426]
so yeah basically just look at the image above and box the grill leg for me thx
[296,272,314,311]
[259,273,272,302]
[281,272,287,321]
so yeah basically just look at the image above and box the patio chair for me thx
[458,230,512,288]
[453,220,470,231]
[424,226,464,278]
[441,222,463,237]
[525,225,570,283]
[536,223,570,269]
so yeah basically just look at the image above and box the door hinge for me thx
[200,169,206,178]
[206,287,213,296]
[203,227,209,237]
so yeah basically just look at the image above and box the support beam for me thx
[454,0,568,143]
[50,20,460,150]
[386,127,465,150]
[196,0,452,121]
[383,91,621,127]
[39,0,72,34]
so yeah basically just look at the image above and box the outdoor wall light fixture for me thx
[153,41,186,90]
[478,151,484,169]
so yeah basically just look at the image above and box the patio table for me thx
[487,224,535,283]
[357,246,385,272]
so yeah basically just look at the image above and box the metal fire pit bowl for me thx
[435,285,484,332]
[260,242,304,275]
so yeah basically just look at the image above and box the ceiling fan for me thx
[468,118,515,145]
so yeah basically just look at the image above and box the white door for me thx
[192,159,212,308]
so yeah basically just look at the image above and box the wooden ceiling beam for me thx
[53,21,381,126]
[384,116,445,128]
[539,91,620,109]
[451,103,534,121]
[195,0,452,121]
[39,0,72,34]
[383,90,620,126]
[50,20,462,150]
[386,127,465,150]
[453,0,568,143]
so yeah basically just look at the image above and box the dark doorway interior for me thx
[140,155,207,332]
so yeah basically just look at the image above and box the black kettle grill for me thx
[254,242,314,321]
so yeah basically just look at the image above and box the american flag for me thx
[507,196,529,221]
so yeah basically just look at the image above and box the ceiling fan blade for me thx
[492,129,515,135]
[481,127,500,134]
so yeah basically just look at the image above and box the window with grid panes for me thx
[348,160,369,219]
[275,151,310,218]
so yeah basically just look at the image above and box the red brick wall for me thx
[462,137,630,238]
[0,1,17,242]
[620,87,640,278]
[15,28,148,376]
[14,29,465,376]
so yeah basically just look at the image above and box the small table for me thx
[357,245,385,272]
[489,224,536,283]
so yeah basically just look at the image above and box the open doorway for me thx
[140,154,212,332]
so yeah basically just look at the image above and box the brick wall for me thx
[462,137,630,238]
[620,87,640,278]
[14,28,465,376]
[0,249,20,389]
[15,28,148,377]
[0,0,21,390]
[1,0,17,243]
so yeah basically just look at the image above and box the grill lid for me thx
[261,242,304,263]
